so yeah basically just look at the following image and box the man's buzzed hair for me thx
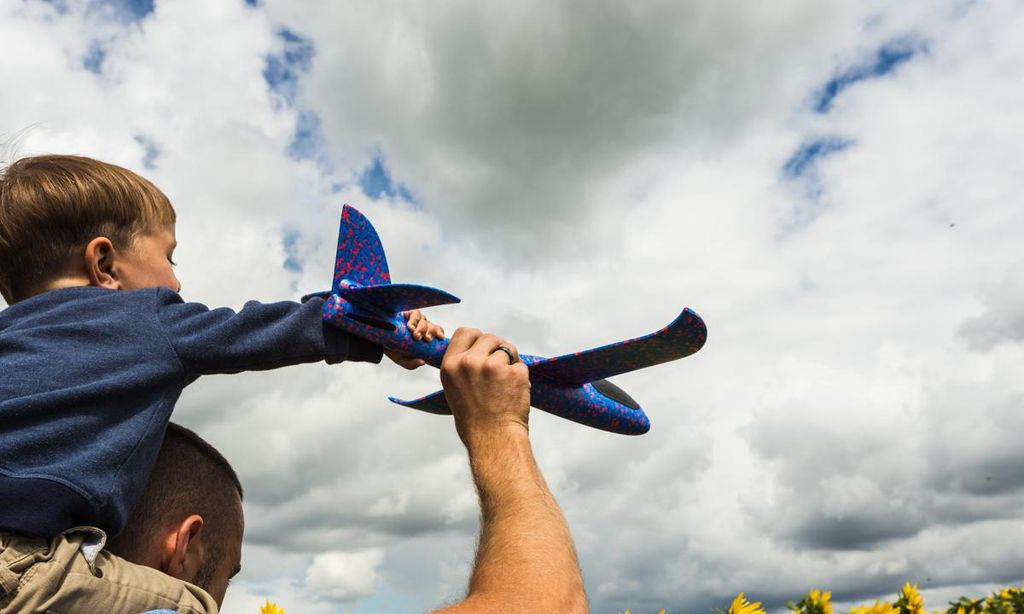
[107,423,243,583]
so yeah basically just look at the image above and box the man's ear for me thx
[83,237,120,290]
[160,514,205,580]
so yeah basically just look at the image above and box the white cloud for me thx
[303,549,385,603]
[3,0,1024,613]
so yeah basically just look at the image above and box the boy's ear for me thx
[83,237,120,290]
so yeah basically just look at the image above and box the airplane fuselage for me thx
[322,293,651,434]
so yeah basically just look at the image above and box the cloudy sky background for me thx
[2,0,1023,612]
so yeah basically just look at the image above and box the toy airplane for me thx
[304,205,707,435]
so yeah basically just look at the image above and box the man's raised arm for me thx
[432,328,588,614]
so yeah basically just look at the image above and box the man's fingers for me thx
[512,360,530,381]
[464,333,508,363]
[484,342,520,366]
[444,329,522,379]
[445,327,483,358]
[455,331,521,365]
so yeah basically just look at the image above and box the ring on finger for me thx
[494,345,517,365]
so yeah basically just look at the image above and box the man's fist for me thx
[440,327,531,445]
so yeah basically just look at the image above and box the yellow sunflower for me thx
[808,589,834,614]
[851,600,897,614]
[259,600,285,614]
[897,582,925,614]
[730,592,767,614]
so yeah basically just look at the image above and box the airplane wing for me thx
[528,308,706,386]
[341,284,461,313]
[389,390,452,415]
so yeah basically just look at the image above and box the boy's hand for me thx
[384,310,445,370]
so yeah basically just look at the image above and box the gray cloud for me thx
[743,367,1024,592]
[959,262,1024,351]
[265,0,854,254]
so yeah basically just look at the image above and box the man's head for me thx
[106,423,245,606]
[0,154,179,303]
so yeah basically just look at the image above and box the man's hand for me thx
[440,328,530,445]
[384,310,445,369]
[433,327,588,614]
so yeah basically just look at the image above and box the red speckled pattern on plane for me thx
[332,205,391,290]
[318,204,708,436]
[529,309,707,385]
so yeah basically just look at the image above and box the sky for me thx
[1,1,1023,612]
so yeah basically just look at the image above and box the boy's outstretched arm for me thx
[430,328,589,614]
[153,290,383,377]
[153,293,445,377]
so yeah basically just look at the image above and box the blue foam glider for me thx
[304,205,707,435]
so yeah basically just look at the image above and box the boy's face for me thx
[117,225,181,293]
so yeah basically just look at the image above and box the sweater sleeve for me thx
[151,288,383,378]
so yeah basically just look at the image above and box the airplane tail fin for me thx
[332,205,392,292]
[326,205,460,312]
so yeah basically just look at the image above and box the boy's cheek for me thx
[117,265,180,293]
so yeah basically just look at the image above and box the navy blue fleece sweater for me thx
[0,286,382,537]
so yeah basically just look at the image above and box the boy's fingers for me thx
[385,348,426,370]
[402,309,444,342]
[406,310,423,340]
[402,358,426,369]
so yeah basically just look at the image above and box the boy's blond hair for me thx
[0,154,176,303]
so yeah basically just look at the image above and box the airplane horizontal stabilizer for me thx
[342,284,460,312]
[528,308,707,385]
[389,390,452,415]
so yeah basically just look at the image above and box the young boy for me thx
[0,154,442,612]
